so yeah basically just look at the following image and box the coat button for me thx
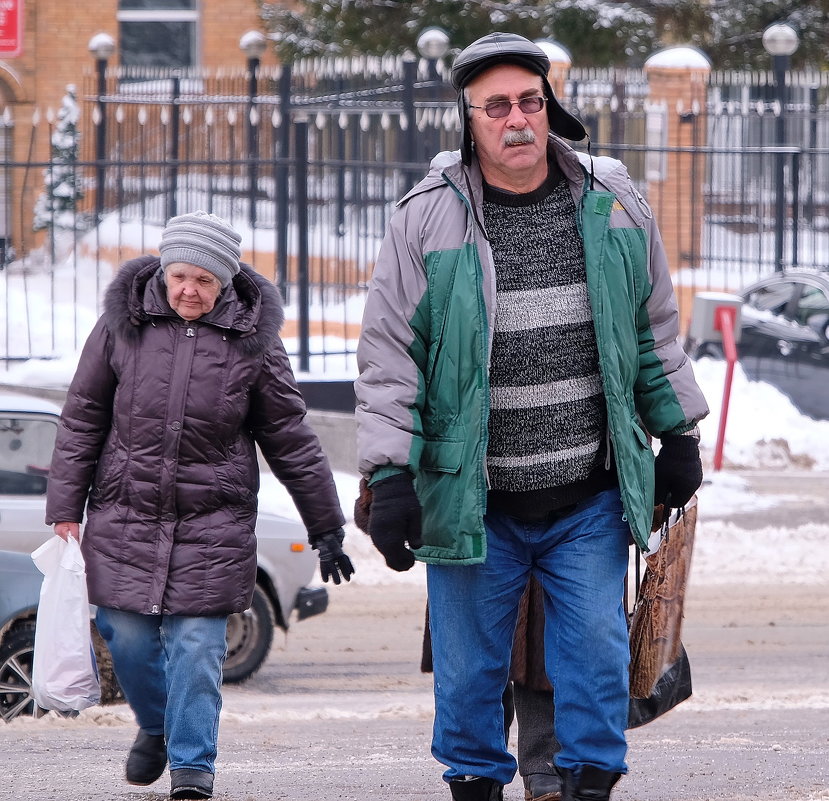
[170,421,181,431]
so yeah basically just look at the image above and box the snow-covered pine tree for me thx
[33,84,85,233]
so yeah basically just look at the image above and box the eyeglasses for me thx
[468,96,546,119]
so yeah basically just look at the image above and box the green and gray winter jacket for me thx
[355,137,708,559]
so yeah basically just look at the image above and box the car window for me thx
[745,282,794,314]
[0,415,58,495]
[793,284,829,330]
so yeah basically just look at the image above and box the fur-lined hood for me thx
[104,255,285,356]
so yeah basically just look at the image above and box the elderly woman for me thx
[45,211,353,801]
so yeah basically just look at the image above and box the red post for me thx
[712,306,738,471]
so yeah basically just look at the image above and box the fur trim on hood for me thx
[104,255,285,357]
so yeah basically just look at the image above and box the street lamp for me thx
[416,27,450,62]
[240,30,267,227]
[416,28,450,162]
[762,22,799,272]
[88,33,115,222]
[417,26,450,85]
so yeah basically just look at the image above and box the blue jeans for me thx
[95,607,228,774]
[427,488,630,786]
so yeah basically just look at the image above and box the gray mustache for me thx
[503,129,536,146]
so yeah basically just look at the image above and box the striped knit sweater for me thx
[483,164,616,521]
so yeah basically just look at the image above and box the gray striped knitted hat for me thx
[159,211,242,287]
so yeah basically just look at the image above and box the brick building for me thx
[0,0,278,256]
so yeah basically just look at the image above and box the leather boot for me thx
[170,768,214,799]
[559,765,621,801]
[449,776,504,801]
[124,730,166,785]
[524,771,563,800]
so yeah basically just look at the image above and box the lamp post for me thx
[240,30,267,229]
[762,22,799,272]
[88,33,115,222]
[415,28,450,163]
[417,26,450,82]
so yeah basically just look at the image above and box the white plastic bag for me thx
[31,536,101,712]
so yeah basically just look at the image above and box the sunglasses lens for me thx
[485,101,511,118]
[519,97,544,114]
[483,97,545,118]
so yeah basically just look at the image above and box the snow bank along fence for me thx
[1,53,828,366]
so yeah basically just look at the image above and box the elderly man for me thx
[355,32,707,801]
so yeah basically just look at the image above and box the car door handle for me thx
[776,339,793,356]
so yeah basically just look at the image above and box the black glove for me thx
[309,527,354,585]
[368,473,423,572]
[654,434,703,508]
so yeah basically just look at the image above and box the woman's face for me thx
[164,262,222,320]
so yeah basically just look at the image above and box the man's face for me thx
[165,262,223,320]
[466,64,550,191]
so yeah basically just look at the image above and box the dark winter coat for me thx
[45,256,344,616]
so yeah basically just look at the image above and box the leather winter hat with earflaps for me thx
[451,32,586,164]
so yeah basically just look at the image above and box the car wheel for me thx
[693,341,724,360]
[223,583,275,684]
[0,620,48,723]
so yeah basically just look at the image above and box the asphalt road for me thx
[2,470,828,801]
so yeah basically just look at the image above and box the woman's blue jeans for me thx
[427,487,631,786]
[95,607,228,774]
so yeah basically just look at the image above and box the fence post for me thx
[94,59,108,223]
[644,48,711,281]
[401,53,419,190]
[246,51,261,230]
[166,73,181,222]
[294,112,310,373]
[276,64,291,302]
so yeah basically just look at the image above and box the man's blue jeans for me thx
[96,607,228,774]
[427,487,631,786]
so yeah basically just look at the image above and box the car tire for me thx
[223,583,275,684]
[693,341,724,360]
[0,620,48,723]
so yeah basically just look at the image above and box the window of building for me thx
[118,0,198,69]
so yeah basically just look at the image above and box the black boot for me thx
[125,730,166,785]
[559,765,621,801]
[170,768,214,800]
[449,776,504,801]
[524,771,562,800]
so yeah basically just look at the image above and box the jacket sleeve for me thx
[247,340,345,538]
[354,202,430,479]
[633,195,709,437]
[45,317,118,525]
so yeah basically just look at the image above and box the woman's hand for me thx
[54,522,80,541]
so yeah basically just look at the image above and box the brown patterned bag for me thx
[629,498,697,701]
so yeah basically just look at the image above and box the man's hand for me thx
[367,473,423,572]
[310,528,355,585]
[654,434,703,508]
[53,522,80,542]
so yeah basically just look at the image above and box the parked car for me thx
[0,550,44,722]
[0,390,328,705]
[686,270,829,420]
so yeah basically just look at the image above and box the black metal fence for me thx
[1,56,828,375]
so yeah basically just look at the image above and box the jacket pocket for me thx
[213,462,255,505]
[90,447,126,506]
[421,438,464,474]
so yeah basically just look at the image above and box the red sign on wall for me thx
[0,0,22,58]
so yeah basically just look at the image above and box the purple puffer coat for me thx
[45,256,344,616]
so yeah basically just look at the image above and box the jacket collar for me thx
[105,256,285,355]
